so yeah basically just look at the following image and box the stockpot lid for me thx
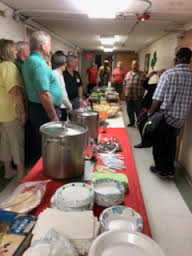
[40,121,88,137]
[70,110,98,117]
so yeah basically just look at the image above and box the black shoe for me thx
[168,171,175,179]
[127,123,134,127]
[150,166,156,172]
[134,143,145,148]
[150,166,168,179]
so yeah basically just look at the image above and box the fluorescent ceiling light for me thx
[99,37,115,45]
[99,35,120,45]
[102,47,115,52]
[76,0,130,19]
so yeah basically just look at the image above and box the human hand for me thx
[51,116,59,122]
[19,113,26,126]
[79,98,84,108]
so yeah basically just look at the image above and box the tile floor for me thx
[0,103,192,256]
[122,103,192,256]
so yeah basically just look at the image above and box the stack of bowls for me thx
[93,179,124,207]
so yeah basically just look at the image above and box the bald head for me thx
[117,61,123,69]
[132,60,139,72]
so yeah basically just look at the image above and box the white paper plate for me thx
[93,179,124,207]
[100,205,143,233]
[51,182,94,211]
[88,231,165,256]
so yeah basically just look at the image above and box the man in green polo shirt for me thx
[22,30,63,164]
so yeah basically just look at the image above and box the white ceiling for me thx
[2,0,192,51]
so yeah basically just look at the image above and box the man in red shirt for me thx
[87,61,98,94]
[112,61,125,94]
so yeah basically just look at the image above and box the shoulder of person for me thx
[74,70,81,76]
[24,54,45,68]
[1,61,20,75]
[1,61,16,69]
[126,71,132,76]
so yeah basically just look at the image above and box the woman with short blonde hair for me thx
[0,39,26,180]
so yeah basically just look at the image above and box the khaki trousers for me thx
[0,119,24,165]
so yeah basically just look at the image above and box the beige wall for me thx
[177,28,192,179]
[179,112,192,178]
[0,2,74,53]
[0,3,25,41]
[138,33,178,73]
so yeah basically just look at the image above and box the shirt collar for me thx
[175,64,190,68]
[16,57,24,64]
[31,51,44,61]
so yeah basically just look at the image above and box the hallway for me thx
[1,103,192,256]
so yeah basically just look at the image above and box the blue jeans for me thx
[126,98,142,125]
[71,97,80,110]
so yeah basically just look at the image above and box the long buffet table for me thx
[22,112,151,237]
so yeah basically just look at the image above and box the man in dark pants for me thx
[124,60,146,127]
[22,31,63,165]
[63,55,84,110]
[149,48,192,179]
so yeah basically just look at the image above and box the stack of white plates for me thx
[51,182,94,211]
[100,205,143,233]
[88,231,165,256]
[93,179,124,207]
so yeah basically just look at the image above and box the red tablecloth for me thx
[22,128,151,237]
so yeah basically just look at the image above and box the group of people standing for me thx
[124,48,192,180]
[0,31,84,180]
[1,28,192,183]
[86,59,125,95]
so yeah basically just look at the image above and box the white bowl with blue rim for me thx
[50,182,94,211]
[93,179,124,207]
[99,205,143,233]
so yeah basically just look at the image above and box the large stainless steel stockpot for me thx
[40,121,88,179]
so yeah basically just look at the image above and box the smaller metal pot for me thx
[68,110,99,142]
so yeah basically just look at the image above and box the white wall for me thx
[51,37,73,53]
[138,33,178,73]
[179,111,192,178]
[0,2,74,53]
[0,3,25,41]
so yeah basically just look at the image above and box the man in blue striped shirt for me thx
[148,48,192,179]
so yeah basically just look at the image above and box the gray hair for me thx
[67,54,78,64]
[30,31,51,51]
[16,41,29,52]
